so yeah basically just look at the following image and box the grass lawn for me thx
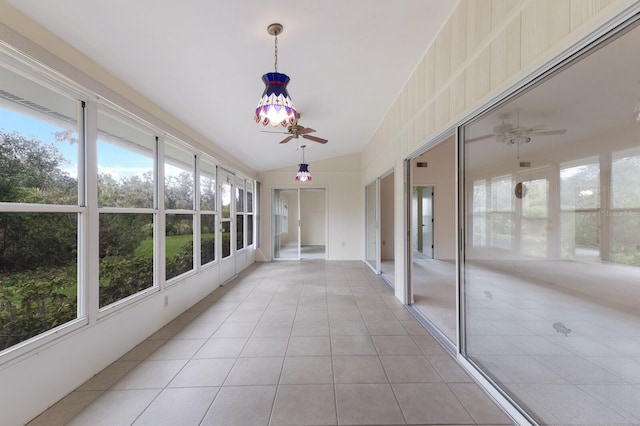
[135,233,215,258]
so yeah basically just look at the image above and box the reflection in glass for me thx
[462,23,640,425]
[273,189,299,259]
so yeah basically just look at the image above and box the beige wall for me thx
[361,0,637,302]
[300,190,326,246]
[259,152,363,261]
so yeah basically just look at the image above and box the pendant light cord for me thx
[274,31,279,72]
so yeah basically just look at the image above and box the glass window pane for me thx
[612,149,640,209]
[247,214,254,247]
[247,181,254,213]
[200,160,216,211]
[0,69,78,205]
[99,213,154,308]
[97,108,155,208]
[221,221,231,258]
[236,214,244,250]
[235,177,245,213]
[221,176,231,219]
[462,23,640,424]
[165,141,194,210]
[472,180,487,248]
[201,214,215,265]
[166,214,194,280]
[560,160,600,260]
[0,212,78,351]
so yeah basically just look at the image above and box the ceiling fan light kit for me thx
[255,23,298,127]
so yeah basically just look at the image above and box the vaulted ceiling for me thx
[5,1,458,171]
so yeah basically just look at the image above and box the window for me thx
[164,140,195,280]
[0,61,81,351]
[97,105,156,308]
[246,181,254,247]
[236,177,245,250]
[489,175,513,249]
[611,148,640,266]
[560,158,600,260]
[519,177,548,257]
[199,159,216,265]
[219,169,233,258]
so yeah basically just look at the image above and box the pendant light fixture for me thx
[255,23,298,127]
[295,145,311,181]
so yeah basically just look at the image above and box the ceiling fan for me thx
[262,123,328,145]
[466,111,566,144]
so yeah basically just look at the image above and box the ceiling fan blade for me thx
[302,134,328,144]
[298,127,316,135]
[465,134,494,143]
[279,136,294,144]
[531,129,566,136]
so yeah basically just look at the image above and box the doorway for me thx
[273,188,326,260]
[218,168,236,283]
[413,186,434,259]
[364,170,395,285]
[407,136,457,345]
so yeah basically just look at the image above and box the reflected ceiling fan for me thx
[261,115,328,144]
[467,111,566,144]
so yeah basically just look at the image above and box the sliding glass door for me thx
[273,188,326,260]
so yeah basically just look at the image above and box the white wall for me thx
[300,190,326,246]
[412,137,456,260]
[259,152,363,261]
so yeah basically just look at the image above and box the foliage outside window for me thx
[165,141,195,280]
[560,160,600,259]
[200,159,216,265]
[220,171,232,258]
[247,181,254,247]
[97,106,156,307]
[0,66,80,351]
[236,177,245,250]
[611,148,640,266]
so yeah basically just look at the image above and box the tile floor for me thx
[29,260,512,426]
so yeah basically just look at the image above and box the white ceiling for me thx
[6,0,457,172]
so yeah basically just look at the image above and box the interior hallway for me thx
[29,261,511,426]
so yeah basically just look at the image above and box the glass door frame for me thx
[364,179,380,273]
[272,188,301,260]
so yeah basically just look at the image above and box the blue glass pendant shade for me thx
[295,163,311,181]
[255,72,298,127]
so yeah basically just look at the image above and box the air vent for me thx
[416,162,428,168]
[519,161,531,168]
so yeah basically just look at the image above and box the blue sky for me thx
[1,107,153,179]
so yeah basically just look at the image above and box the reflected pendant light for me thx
[295,145,311,181]
[255,23,298,127]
